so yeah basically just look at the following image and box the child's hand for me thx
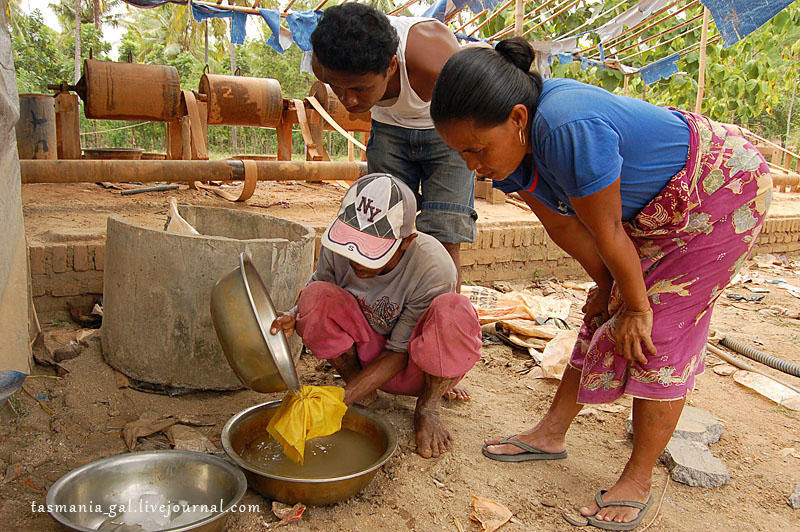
[270,312,297,338]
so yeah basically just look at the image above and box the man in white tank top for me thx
[310,4,476,289]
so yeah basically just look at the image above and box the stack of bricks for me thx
[755,217,800,254]
[28,241,105,315]
[459,221,585,282]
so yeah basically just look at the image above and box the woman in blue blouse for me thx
[430,37,771,530]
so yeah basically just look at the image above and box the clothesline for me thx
[119,0,796,87]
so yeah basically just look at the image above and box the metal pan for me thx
[210,252,300,393]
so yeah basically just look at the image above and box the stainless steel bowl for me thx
[222,401,397,506]
[46,450,247,532]
[210,252,300,393]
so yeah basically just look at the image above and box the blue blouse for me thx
[493,78,690,220]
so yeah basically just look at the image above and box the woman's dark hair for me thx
[431,37,543,127]
[310,4,399,75]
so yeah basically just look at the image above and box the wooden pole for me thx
[514,0,524,36]
[20,159,367,184]
[694,6,711,114]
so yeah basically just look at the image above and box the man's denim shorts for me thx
[367,120,477,244]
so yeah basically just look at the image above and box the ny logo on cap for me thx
[357,197,382,223]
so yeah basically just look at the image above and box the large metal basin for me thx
[222,401,397,506]
[46,450,247,532]
[210,253,300,393]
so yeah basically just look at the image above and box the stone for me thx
[492,280,513,293]
[661,438,730,488]
[626,406,723,444]
[53,341,83,362]
[789,484,800,509]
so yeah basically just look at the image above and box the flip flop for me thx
[481,436,567,462]
[563,490,653,531]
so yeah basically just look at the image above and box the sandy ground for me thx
[20,180,539,246]
[2,181,800,531]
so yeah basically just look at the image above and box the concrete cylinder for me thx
[16,94,57,160]
[101,207,315,390]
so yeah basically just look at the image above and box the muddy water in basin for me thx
[240,430,382,478]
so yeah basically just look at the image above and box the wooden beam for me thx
[694,6,711,114]
[514,0,524,36]
[20,160,367,184]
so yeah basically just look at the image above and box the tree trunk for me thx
[93,0,100,29]
[74,0,82,84]
[204,21,209,65]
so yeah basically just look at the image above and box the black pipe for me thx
[720,336,800,378]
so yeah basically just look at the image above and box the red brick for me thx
[91,245,105,270]
[73,245,90,271]
[513,228,523,247]
[51,244,68,273]
[522,227,533,247]
[491,229,502,248]
[28,246,47,276]
[31,275,47,297]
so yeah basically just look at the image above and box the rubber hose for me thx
[720,336,800,378]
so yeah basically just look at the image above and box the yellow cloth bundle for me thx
[266,385,348,464]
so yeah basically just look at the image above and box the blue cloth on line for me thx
[702,0,794,48]
[191,3,232,22]
[231,11,247,45]
[286,10,322,52]
[639,54,680,85]
[493,78,689,221]
[259,9,288,53]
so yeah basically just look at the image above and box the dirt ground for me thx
[2,181,800,531]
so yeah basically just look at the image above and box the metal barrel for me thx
[308,81,372,132]
[199,74,283,127]
[15,94,57,160]
[81,59,181,121]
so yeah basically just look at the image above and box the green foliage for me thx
[11,9,71,92]
[8,1,800,155]
[495,1,800,146]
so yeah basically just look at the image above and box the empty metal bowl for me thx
[210,252,300,393]
[222,401,398,506]
[46,450,247,532]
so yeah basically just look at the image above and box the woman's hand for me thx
[582,285,611,326]
[270,311,297,338]
[614,307,657,365]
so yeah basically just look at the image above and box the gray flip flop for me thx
[481,436,567,462]
[569,490,653,531]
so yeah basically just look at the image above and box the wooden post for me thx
[694,7,711,114]
[514,0,524,36]
[360,131,368,162]
[623,74,629,97]
[276,120,293,161]
[54,93,81,159]
[307,110,329,161]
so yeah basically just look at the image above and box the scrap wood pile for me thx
[462,281,593,379]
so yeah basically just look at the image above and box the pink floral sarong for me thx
[570,110,773,404]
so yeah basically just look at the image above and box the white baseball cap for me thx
[321,173,417,269]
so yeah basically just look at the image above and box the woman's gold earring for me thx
[518,128,526,146]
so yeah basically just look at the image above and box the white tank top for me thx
[370,16,435,130]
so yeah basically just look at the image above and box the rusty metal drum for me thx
[199,74,283,128]
[308,81,371,132]
[16,94,57,160]
[78,59,181,121]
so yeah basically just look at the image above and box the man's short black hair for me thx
[310,4,399,75]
